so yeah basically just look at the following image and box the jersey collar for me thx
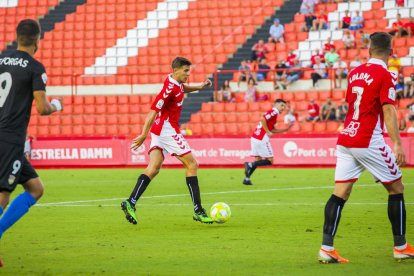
[168,74,181,86]
[367,58,387,69]
[272,107,280,114]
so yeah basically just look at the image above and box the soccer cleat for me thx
[318,248,349,264]
[394,243,414,260]
[244,162,251,178]
[193,209,214,224]
[243,178,253,185]
[121,200,138,225]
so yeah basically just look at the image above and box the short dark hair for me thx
[172,57,191,69]
[369,32,392,56]
[16,19,41,47]
[275,99,287,104]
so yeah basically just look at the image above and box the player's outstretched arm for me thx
[383,103,406,166]
[33,91,63,115]
[131,109,157,151]
[183,79,212,93]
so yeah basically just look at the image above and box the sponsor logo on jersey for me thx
[156,99,164,109]
[388,87,396,101]
[0,57,28,67]
[41,73,47,84]
[341,121,360,137]
[8,175,16,185]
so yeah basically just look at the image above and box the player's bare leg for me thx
[382,179,414,260]
[244,157,273,185]
[176,153,213,224]
[121,149,163,225]
[319,181,354,264]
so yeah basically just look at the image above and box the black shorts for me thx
[0,141,38,192]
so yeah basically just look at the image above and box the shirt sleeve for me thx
[32,62,47,92]
[151,84,174,112]
[380,70,397,106]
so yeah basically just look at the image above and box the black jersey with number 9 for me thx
[0,50,46,146]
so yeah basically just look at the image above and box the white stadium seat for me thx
[308,31,320,41]
[331,30,343,41]
[299,41,310,51]
[320,30,331,41]
[409,47,414,57]
[300,50,311,60]
[328,12,339,22]
[400,57,412,66]
[408,0,414,8]
[349,2,360,11]
[360,2,372,11]
[386,9,398,19]
[384,0,396,9]
[337,3,348,12]
[399,8,410,18]
[310,41,322,50]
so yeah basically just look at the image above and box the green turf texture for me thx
[1,168,413,275]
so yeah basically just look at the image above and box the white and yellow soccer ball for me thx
[210,202,231,223]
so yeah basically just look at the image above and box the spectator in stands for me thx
[286,63,302,87]
[257,59,271,81]
[321,98,336,121]
[287,50,299,67]
[269,18,285,43]
[342,30,355,49]
[300,0,317,15]
[311,56,327,87]
[217,80,233,102]
[404,73,414,98]
[404,18,414,37]
[396,74,405,99]
[245,78,258,102]
[312,9,328,31]
[358,29,370,49]
[336,99,348,122]
[388,53,401,73]
[389,14,408,37]
[302,13,317,32]
[306,99,320,122]
[274,59,288,89]
[323,37,335,53]
[311,49,325,67]
[348,10,363,31]
[324,47,339,67]
[247,59,258,83]
[251,40,267,61]
[333,56,348,88]
[338,10,351,29]
[406,102,414,124]
[264,37,276,56]
[237,60,251,89]
[350,56,362,69]
[284,109,297,124]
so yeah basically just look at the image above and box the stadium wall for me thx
[29,135,414,167]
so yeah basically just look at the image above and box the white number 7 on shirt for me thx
[352,86,364,120]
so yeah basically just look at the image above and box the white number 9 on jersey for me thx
[352,86,364,120]
[0,72,12,108]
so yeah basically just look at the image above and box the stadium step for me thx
[1,0,86,54]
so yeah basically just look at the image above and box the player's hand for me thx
[201,79,212,89]
[266,131,273,137]
[394,144,406,167]
[51,98,63,112]
[131,134,147,151]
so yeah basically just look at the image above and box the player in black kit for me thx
[0,19,63,266]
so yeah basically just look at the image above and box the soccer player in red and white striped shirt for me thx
[121,57,214,224]
[318,32,414,264]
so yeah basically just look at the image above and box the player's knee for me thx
[187,159,199,171]
[25,178,44,200]
[145,165,161,178]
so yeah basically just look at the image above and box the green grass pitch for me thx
[1,168,413,274]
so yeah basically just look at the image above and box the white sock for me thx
[395,243,407,250]
[321,245,334,251]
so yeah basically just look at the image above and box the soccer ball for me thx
[210,202,231,223]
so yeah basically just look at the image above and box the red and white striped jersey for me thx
[252,108,279,140]
[337,58,397,148]
[150,75,185,136]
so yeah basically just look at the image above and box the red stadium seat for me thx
[301,122,314,132]
[190,113,202,123]
[313,122,326,133]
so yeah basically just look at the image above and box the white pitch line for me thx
[34,202,414,207]
[36,183,413,206]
